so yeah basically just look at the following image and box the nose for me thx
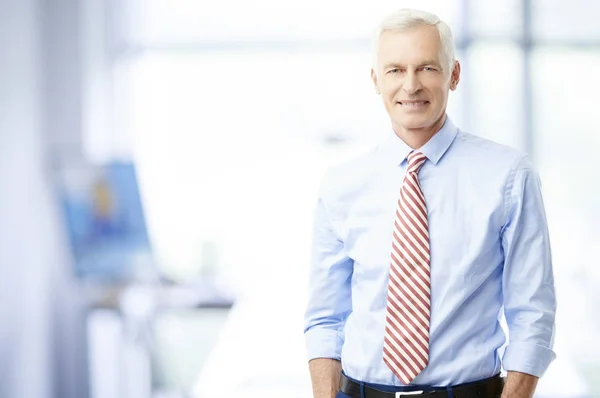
[402,70,422,95]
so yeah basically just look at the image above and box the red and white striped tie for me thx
[383,151,431,384]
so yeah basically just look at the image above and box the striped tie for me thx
[383,151,431,384]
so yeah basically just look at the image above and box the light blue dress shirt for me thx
[304,116,557,386]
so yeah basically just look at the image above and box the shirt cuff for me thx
[304,327,344,362]
[502,341,557,377]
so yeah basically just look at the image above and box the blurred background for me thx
[1,0,599,397]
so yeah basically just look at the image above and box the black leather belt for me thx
[340,373,505,398]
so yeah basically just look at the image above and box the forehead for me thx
[377,25,442,65]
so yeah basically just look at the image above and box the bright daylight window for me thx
[116,51,386,285]
[107,0,464,286]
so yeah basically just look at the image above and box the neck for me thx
[393,113,447,149]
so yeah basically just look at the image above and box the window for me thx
[531,47,600,376]
[116,51,391,283]
[531,48,600,273]
[109,0,467,284]
[464,43,525,149]
[532,0,600,41]
[468,0,523,39]
[118,0,463,45]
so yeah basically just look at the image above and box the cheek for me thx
[381,85,400,100]
[384,94,399,107]
[433,88,450,102]
[423,84,449,101]
[381,78,401,93]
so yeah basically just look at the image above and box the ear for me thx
[371,68,381,95]
[449,60,461,91]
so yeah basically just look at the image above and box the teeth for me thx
[400,101,427,106]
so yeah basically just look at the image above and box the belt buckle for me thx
[395,390,425,398]
[395,391,423,397]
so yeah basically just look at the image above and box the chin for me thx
[394,114,433,130]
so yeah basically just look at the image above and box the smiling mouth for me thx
[397,100,430,106]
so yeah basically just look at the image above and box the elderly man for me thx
[304,8,556,398]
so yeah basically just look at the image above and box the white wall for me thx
[0,1,53,397]
[0,1,86,397]
[42,0,91,397]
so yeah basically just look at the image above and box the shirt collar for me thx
[381,115,458,167]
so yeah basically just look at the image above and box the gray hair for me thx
[373,8,456,75]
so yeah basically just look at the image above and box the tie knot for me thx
[407,151,427,173]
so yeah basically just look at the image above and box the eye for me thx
[388,68,400,74]
[423,66,436,71]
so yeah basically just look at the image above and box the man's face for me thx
[371,25,460,133]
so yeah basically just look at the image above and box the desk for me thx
[193,284,590,398]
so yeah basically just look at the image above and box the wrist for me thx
[501,371,538,398]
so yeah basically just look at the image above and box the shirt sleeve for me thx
[303,172,354,362]
[501,155,557,377]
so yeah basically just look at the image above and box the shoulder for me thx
[452,130,531,173]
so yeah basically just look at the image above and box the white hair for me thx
[373,8,456,75]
